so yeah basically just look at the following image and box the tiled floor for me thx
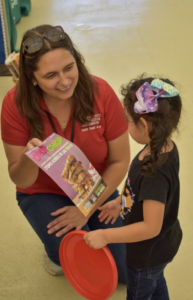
[0,0,192,299]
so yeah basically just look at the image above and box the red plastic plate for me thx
[59,230,118,300]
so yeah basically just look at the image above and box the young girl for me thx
[84,75,183,300]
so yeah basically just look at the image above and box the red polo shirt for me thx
[1,76,128,195]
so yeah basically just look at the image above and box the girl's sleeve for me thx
[139,172,169,204]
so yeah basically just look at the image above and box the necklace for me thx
[44,98,72,131]
[57,115,70,131]
[61,120,68,130]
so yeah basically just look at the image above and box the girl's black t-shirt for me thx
[122,142,182,269]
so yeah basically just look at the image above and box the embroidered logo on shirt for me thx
[81,114,102,132]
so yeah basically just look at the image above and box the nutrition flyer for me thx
[25,133,107,216]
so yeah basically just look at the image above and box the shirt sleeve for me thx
[102,81,128,141]
[139,171,169,204]
[1,89,31,145]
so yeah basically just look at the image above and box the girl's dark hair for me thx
[16,24,97,139]
[121,74,182,176]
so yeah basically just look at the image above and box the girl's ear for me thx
[139,117,150,136]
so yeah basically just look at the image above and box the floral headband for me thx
[134,79,179,114]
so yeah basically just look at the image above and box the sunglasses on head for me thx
[22,26,66,54]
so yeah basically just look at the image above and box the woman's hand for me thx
[47,206,89,237]
[98,196,121,224]
[23,138,43,153]
[3,138,43,188]
[84,230,108,249]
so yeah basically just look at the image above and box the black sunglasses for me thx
[22,26,66,54]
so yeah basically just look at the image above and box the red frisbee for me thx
[59,230,118,300]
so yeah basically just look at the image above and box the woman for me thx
[1,25,130,283]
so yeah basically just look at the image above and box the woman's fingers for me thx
[98,210,108,219]
[55,224,74,237]
[99,212,109,222]
[104,215,113,225]
[27,138,43,149]
[50,206,68,216]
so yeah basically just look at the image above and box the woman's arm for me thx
[3,139,43,188]
[84,199,165,249]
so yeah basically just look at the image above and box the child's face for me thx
[125,112,150,145]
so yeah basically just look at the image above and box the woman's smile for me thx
[56,85,71,92]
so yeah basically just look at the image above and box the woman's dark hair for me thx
[121,74,182,176]
[16,24,97,139]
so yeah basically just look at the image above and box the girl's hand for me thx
[98,197,121,224]
[47,206,89,237]
[84,230,108,249]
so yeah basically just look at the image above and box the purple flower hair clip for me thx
[134,79,179,114]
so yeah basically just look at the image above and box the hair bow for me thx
[134,79,179,114]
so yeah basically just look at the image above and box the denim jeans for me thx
[126,262,170,300]
[16,190,127,284]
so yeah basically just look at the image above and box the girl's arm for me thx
[3,139,43,188]
[84,200,165,249]
[86,130,130,218]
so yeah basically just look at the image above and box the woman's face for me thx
[33,48,79,102]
